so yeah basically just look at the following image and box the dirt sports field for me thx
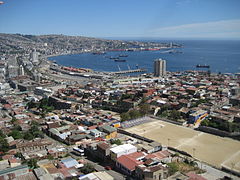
[126,118,240,173]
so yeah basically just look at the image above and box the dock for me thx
[110,68,147,75]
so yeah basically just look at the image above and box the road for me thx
[196,161,239,180]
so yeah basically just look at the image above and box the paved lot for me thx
[126,118,240,174]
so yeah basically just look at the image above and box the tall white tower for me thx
[30,49,39,63]
[19,65,24,76]
[154,59,166,77]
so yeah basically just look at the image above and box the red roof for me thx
[2,155,14,160]
[88,125,97,130]
[186,172,207,180]
[117,152,145,171]
[3,104,11,109]
[145,150,171,160]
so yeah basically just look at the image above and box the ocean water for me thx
[48,40,240,74]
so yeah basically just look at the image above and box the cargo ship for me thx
[196,64,210,68]
[114,59,126,62]
[92,51,106,55]
[109,57,120,60]
[118,54,128,57]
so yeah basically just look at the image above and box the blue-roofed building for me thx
[189,110,208,124]
[61,157,79,168]
[90,129,102,138]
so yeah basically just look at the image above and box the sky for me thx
[0,0,240,39]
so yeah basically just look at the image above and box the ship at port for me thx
[114,59,126,62]
[109,57,120,60]
[196,64,210,68]
[92,51,106,55]
[118,54,128,57]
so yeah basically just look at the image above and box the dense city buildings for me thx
[0,33,239,180]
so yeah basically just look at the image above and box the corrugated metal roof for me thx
[0,164,28,176]
[61,158,79,168]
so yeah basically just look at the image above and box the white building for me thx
[34,86,53,96]
[18,65,24,76]
[110,144,137,160]
[30,50,39,64]
[154,59,166,77]
[90,129,102,138]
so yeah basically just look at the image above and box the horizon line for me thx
[1,32,240,41]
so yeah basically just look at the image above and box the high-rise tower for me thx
[19,65,24,76]
[30,49,39,63]
[154,59,166,77]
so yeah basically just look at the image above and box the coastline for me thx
[45,40,240,74]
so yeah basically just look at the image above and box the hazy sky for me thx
[0,0,240,39]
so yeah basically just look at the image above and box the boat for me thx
[92,51,106,55]
[114,59,126,62]
[169,50,183,54]
[109,57,120,60]
[196,64,210,68]
[127,49,134,51]
[118,54,128,57]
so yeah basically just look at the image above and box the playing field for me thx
[126,118,240,173]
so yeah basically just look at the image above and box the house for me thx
[79,171,114,180]
[90,129,102,138]
[110,144,137,161]
[61,157,79,168]
[116,152,145,176]
[98,125,117,139]
[186,172,207,180]
[135,164,168,180]
[47,146,68,158]
[138,144,155,154]
[0,165,29,179]
[0,160,9,170]
[34,167,55,180]
[67,134,87,145]
[145,150,172,164]
[9,158,21,168]
[96,142,111,161]
[188,110,208,124]
[16,139,52,153]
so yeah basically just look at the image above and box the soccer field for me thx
[126,119,240,173]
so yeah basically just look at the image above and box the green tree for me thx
[167,162,179,176]
[15,152,24,160]
[120,112,130,122]
[47,154,54,160]
[169,110,181,120]
[13,125,22,131]
[38,98,54,114]
[129,109,142,119]
[121,94,132,100]
[0,138,9,153]
[8,130,23,139]
[160,104,171,113]
[27,159,38,169]
[23,132,34,140]
[11,117,17,124]
[27,101,37,109]
[110,139,122,145]
[200,119,209,126]
[81,163,95,174]
[160,110,169,118]
[0,130,6,138]
[139,103,151,115]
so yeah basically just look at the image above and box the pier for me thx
[109,68,147,75]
